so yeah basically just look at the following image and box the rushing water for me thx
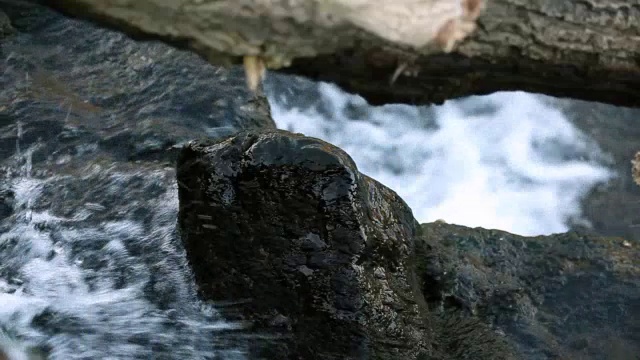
[1,2,256,358]
[268,82,614,236]
[0,155,247,359]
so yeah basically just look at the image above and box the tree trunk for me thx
[46,0,640,107]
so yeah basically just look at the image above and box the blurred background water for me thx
[267,83,614,236]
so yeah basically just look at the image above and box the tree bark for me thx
[46,0,640,107]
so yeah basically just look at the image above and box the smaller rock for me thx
[301,233,327,251]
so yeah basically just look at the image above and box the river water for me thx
[267,81,614,236]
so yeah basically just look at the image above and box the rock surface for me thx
[0,8,14,38]
[418,223,640,360]
[177,129,639,360]
[177,130,434,359]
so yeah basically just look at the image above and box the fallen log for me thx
[46,0,640,107]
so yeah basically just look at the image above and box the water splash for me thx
[0,172,247,359]
[268,84,614,236]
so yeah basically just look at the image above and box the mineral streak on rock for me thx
[176,129,638,359]
[177,130,431,359]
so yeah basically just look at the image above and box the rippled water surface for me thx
[1,1,259,358]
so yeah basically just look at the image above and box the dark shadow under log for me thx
[281,49,640,107]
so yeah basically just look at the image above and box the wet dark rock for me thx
[177,130,433,359]
[417,223,640,360]
[177,129,518,359]
[0,0,275,173]
[178,130,638,360]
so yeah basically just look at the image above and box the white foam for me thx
[0,174,247,359]
[269,83,614,236]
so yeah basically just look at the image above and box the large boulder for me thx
[177,130,434,359]
[417,223,640,359]
[177,129,639,359]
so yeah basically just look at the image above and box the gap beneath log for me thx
[280,49,640,107]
